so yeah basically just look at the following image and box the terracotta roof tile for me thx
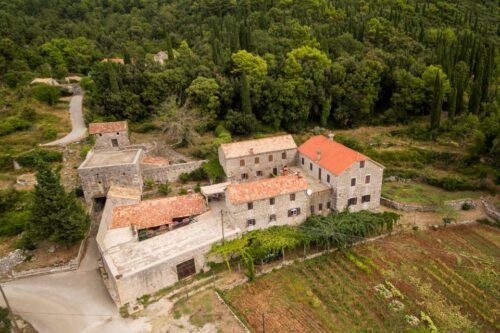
[227,174,308,205]
[112,194,206,230]
[220,135,297,159]
[89,121,128,134]
[141,155,170,166]
[298,135,373,175]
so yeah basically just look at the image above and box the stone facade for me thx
[226,190,308,231]
[219,148,298,181]
[94,130,130,150]
[78,149,143,204]
[299,154,383,212]
[142,160,207,183]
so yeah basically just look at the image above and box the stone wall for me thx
[0,250,25,276]
[380,197,478,212]
[482,200,500,221]
[220,148,298,181]
[94,131,130,150]
[142,160,206,183]
[226,190,308,231]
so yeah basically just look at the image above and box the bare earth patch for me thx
[13,241,79,272]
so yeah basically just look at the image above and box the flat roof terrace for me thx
[79,149,141,169]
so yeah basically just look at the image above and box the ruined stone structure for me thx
[218,135,298,181]
[78,149,143,204]
[142,159,206,184]
[298,135,384,212]
[89,121,130,150]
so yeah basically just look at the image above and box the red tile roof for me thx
[111,194,206,229]
[227,174,308,205]
[89,121,128,134]
[141,155,170,166]
[298,135,372,175]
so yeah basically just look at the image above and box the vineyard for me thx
[224,224,499,333]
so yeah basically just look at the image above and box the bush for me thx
[15,233,37,251]
[80,144,92,159]
[0,211,30,237]
[178,188,188,195]
[42,128,58,140]
[158,183,171,195]
[461,202,472,211]
[0,153,12,172]
[425,175,478,191]
[180,167,208,183]
[0,116,31,136]
[15,149,63,168]
[225,110,259,135]
[31,84,61,105]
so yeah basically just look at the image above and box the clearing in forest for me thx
[224,224,500,333]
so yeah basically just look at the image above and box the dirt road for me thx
[0,239,146,333]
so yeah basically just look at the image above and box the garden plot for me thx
[224,224,499,333]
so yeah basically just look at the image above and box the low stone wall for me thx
[482,200,500,221]
[142,160,206,183]
[380,197,477,212]
[0,250,25,276]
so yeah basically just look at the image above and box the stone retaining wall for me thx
[380,197,477,212]
[482,200,500,221]
[142,160,206,183]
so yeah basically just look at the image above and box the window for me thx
[351,178,356,186]
[318,168,322,180]
[309,163,313,171]
[255,157,260,164]
[282,151,287,159]
[176,259,196,280]
[256,171,263,176]
[247,219,256,226]
[362,195,371,203]
[270,198,275,205]
[327,201,331,209]
[319,203,323,211]
[301,157,304,165]
[273,167,278,175]
[247,202,253,210]
[240,159,245,167]
[360,161,365,168]
[116,132,120,135]
[348,198,357,206]
[99,133,102,136]
[310,205,315,213]
[365,175,371,184]
[290,193,295,201]
[241,173,248,180]
[269,214,276,222]
[327,174,330,183]
[111,139,118,147]
[268,154,273,162]
[288,208,301,217]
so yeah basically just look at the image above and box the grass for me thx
[224,224,499,333]
[382,181,482,205]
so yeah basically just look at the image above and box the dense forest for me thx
[0,0,498,166]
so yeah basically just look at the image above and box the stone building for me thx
[218,135,298,181]
[225,174,309,230]
[78,149,143,204]
[298,135,384,212]
[97,191,240,306]
[89,121,130,150]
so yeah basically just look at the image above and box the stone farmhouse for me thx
[218,134,297,181]
[79,123,383,308]
[89,121,130,150]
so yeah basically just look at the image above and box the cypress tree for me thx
[240,72,251,114]
[430,72,443,130]
[448,87,456,121]
[166,34,174,61]
[29,163,90,246]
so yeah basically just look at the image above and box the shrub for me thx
[80,144,92,159]
[461,202,472,210]
[0,211,30,236]
[42,128,58,140]
[179,167,208,183]
[178,188,188,195]
[31,85,61,105]
[158,183,171,195]
[19,106,37,121]
[0,116,31,136]
[15,149,63,168]
[15,233,37,251]
[0,153,12,172]
[425,174,478,191]
[144,178,154,189]
[225,109,259,135]
[194,182,201,193]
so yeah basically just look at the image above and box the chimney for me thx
[316,149,321,162]
[328,133,335,141]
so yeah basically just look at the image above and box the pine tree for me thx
[240,72,251,114]
[29,163,89,246]
[430,72,443,129]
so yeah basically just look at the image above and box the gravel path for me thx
[42,88,87,146]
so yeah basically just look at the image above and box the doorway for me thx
[176,259,196,280]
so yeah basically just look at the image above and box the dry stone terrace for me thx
[77,123,384,309]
